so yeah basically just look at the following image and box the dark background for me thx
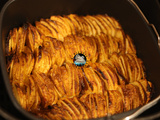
[0,0,160,120]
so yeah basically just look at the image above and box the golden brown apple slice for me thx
[31,72,58,108]
[57,97,91,119]
[49,63,82,98]
[26,23,43,52]
[9,47,34,86]
[7,28,18,55]
[80,93,108,118]
[35,20,53,38]
[91,62,119,90]
[108,90,124,115]
[43,36,65,66]
[33,46,51,74]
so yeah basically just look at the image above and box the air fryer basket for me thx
[0,0,160,120]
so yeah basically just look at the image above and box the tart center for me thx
[73,53,86,66]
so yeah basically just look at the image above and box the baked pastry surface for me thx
[6,14,153,119]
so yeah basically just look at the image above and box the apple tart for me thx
[6,14,153,120]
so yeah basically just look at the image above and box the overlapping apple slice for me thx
[49,63,82,98]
